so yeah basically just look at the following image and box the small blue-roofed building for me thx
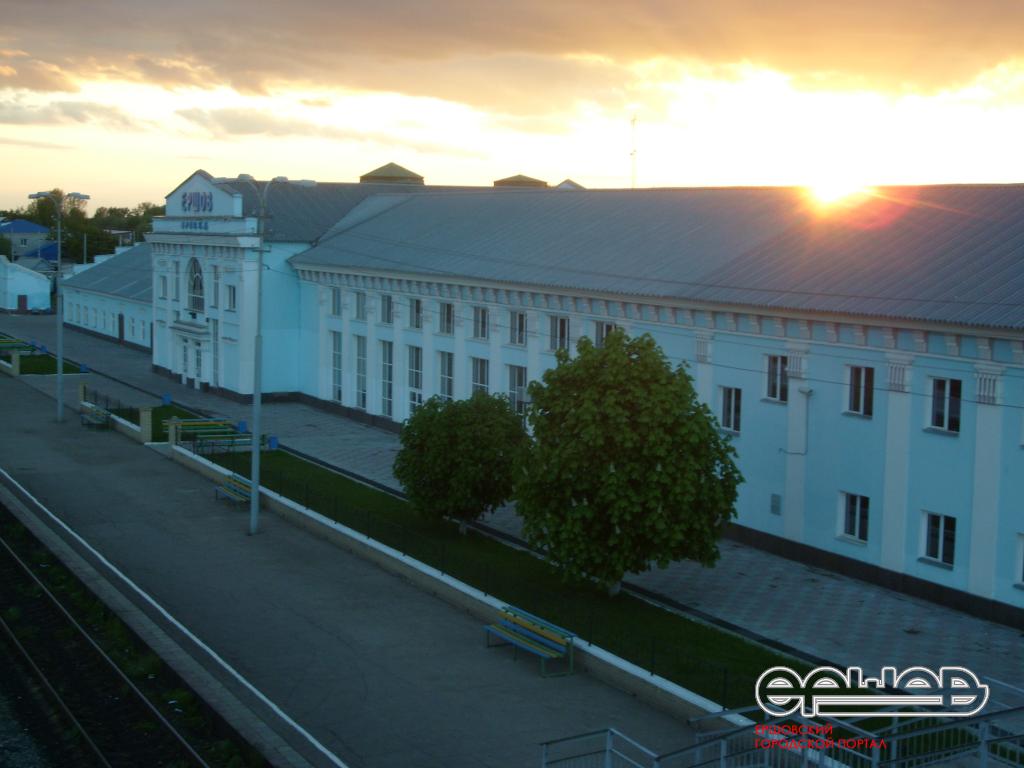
[0,219,49,259]
[63,243,153,349]
[0,254,50,311]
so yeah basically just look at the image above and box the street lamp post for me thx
[235,175,288,536]
[29,190,89,422]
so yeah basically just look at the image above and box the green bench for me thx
[80,402,112,430]
[214,474,252,504]
[485,605,575,677]
[162,418,234,437]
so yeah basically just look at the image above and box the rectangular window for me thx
[471,357,489,394]
[549,315,570,350]
[195,346,202,378]
[330,331,342,402]
[380,294,394,324]
[182,342,188,373]
[173,261,180,300]
[595,321,618,348]
[925,513,956,565]
[842,493,870,542]
[130,317,136,338]
[211,266,219,308]
[355,291,367,321]
[767,355,789,402]
[409,298,423,329]
[331,287,342,317]
[381,341,393,418]
[509,311,527,345]
[355,335,367,410]
[508,365,527,416]
[159,275,168,299]
[472,307,489,339]
[722,387,742,432]
[439,302,454,334]
[408,345,423,413]
[439,351,454,401]
[848,366,874,416]
[227,285,237,311]
[930,378,962,432]
[92,308,97,327]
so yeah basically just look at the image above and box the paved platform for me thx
[3,314,1022,697]
[0,374,693,767]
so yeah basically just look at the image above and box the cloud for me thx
[0,99,139,128]
[0,135,69,149]
[5,0,1024,110]
[0,58,76,91]
[176,107,485,157]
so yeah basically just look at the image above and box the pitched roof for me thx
[0,219,49,234]
[63,243,152,303]
[209,178,473,243]
[494,174,548,188]
[358,163,424,184]
[290,185,1024,330]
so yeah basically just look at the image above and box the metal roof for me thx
[0,219,49,234]
[64,243,152,303]
[210,178,478,243]
[290,185,1024,331]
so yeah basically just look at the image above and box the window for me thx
[848,366,874,417]
[509,311,527,345]
[211,266,219,308]
[595,321,618,348]
[331,288,342,317]
[187,258,204,312]
[472,307,489,339]
[722,387,742,432]
[924,513,956,565]
[130,317,136,338]
[195,346,202,378]
[439,351,454,401]
[508,365,527,416]
[930,378,962,433]
[182,342,188,373]
[380,295,394,324]
[355,335,367,409]
[409,298,423,329]
[842,493,869,542]
[550,315,570,350]
[355,292,367,321]
[159,275,168,299]
[227,285,237,311]
[330,331,342,402]
[381,341,394,418]
[439,302,454,334]
[173,261,180,300]
[408,346,423,412]
[92,308,97,327]
[766,355,789,402]
[471,357,489,394]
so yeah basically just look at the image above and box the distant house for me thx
[0,255,50,312]
[18,241,58,265]
[0,219,49,259]
[63,243,153,349]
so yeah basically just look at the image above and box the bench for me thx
[79,402,112,430]
[215,474,252,504]
[162,418,233,436]
[485,605,575,677]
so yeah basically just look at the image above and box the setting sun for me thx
[805,179,873,206]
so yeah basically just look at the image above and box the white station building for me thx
[64,167,1024,624]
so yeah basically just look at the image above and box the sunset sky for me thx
[3,1,1024,210]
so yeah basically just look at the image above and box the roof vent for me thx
[493,174,548,188]
[359,163,424,185]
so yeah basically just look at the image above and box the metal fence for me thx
[84,386,140,426]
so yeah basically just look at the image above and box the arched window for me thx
[187,258,204,312]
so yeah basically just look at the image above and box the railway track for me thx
[0,511,215,768]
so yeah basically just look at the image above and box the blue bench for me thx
[485,605,575,677]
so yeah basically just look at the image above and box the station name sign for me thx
[181,190,214,213]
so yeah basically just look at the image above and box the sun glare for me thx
[806,180,872,206]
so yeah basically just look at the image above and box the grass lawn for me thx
[8,353,82,375]
[211,448,811,709]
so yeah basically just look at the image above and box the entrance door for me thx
[118,313,125,342]
[17,295,27,312]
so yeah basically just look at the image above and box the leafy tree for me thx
[517,330,742,593]
[393,392,529,532]
[0,235,11,258]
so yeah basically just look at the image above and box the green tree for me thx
[517,330,742,593]
[0,235,11,258]
[393,392,529,533]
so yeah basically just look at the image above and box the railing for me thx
[84,386,140,426]
[542,728,661,768]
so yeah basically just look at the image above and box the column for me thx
[967,368,1003,598]
[880,355,913,572]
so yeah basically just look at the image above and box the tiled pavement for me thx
[4,315,1023,701]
